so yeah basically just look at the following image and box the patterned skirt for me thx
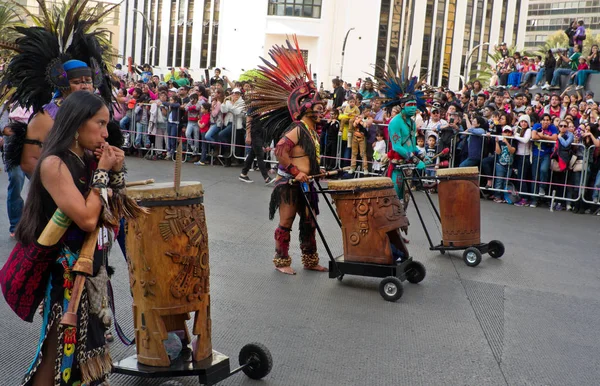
[21,248,111,386]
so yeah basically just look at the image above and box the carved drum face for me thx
[373,192,408,231]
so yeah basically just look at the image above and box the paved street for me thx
[0,156,599,386]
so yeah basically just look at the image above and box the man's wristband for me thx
[286,164,301,177]
[92,169,110,188]
[109,170,126,189]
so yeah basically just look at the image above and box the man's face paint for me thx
[402,101,417,117]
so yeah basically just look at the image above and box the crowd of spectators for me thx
[2,49,600,219]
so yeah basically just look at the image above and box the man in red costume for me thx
[249,37,328,275]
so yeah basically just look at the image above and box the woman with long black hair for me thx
[15,91,124,386]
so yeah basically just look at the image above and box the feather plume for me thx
[248,35,320,144]
[374,58,432,111]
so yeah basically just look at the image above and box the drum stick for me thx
[289,167,351,184]
[60,227,100,327]
[125,179,155,187]
[426,148,450,164]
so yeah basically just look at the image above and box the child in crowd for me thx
[163,95,182,159]
[149,91,169,159]
[185,93,202,156]
[323,109,340,170]
[339,98,361,165]
[490,126,516,203]
[134,94,151,150]
[416,135,426,157]
[349,113,372,173]
[194,102,212,165]
[577,57,588,71]
[372,129,387,174]
[425,134,438,177]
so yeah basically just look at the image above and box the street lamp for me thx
[133,8,154,65]
[340,27,355,80]
[463,42,490,85]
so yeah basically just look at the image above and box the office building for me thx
[119,0,529,90]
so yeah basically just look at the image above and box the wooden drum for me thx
[126,182,211,367]
[328,177,409,265]
[436,167,480,247]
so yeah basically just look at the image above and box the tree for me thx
[0,3,23,58]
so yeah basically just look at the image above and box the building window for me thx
[420,0,435,78]
[512,0,522,47]
[167,0,176,66]
[210,0,220,68]
[200,0,211,69]
[184,0,195,68]
[374,0,391,78]
[267,0,322,19]
[441,0,456,87]
[387,0,402,75]
[155,0,162,66]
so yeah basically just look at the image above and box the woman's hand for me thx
[111,146,125,171]
[97,145,116,170]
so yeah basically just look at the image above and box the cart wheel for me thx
[405,261,426,284]
[463,247,482,267]
[239,343,273,380]
[440,249,446,255]
[379,277,403,302]
[337,274,344,281]
[488,240,505,258]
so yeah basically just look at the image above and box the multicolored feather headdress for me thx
[375,61,430,112]
[248,35,324,143]
[0,0,116,114]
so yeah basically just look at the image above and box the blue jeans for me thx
[551,68,573,86]
[7,166,25,233]
[534,68,546,85]
[522,71,538,85]
[217,122,233,155]
[592,170,600,200]
[200,131,209,162]
[507,72,522,87]
[135,122,150,147]
[205,123,221,144]
[494,163,509,191]
[459,158,480,168]
[186,121,200,153]
[577,70,600,87]
[566,170,582,201]
[531,153,550,200]
[119,116,130,130]
[167,122,179,153]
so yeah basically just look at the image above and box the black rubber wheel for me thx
[336,274,344,281]
[440,249,446,255]
[405,261,426,284]
[379,276,404,302]
[239,343,273,380]
[488,240,505,258]
[463,247,482,267]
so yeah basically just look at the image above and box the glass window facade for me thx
[210,0,220,68]
[430,0,446,86]
[420,0,435,78]
[387,0,403,74]
[441,0,457,87]
[267,0,321,19]
[374,0,391,78]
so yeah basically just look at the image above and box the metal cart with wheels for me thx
[113,342,273,385]
[397,164,505,267]
[299,177,426,302]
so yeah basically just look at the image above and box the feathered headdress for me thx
[375,61,431,112]
[248,35,324,144]
[0,0,117,114]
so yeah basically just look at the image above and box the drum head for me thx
[436,167,479,177]
[127,181,204,201]
[328,177,393,191]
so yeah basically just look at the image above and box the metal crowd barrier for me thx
[452,131,598,205]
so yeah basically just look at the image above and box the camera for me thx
[550,48,568,54]
[449,117,455,124]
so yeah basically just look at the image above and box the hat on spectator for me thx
[169,87,178,93]
[585,91,594,98]
[587,99,595,104]
[518,114,531,127]
[232,88,242,94]
[502,125,514,133]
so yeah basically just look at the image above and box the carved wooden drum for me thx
[328,177,409,265]
[436,167,480,247]
[126,182,211,367]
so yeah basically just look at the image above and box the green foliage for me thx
[0,3,24,57]
[238,69,267,82]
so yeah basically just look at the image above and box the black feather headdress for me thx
[0,0,117,114]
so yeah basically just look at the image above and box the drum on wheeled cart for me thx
[302,177,426,302]
[112,182,273,385]
[399,165,505,267]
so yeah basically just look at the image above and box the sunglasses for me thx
[431,111,439,114]
[559,124,568,128]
